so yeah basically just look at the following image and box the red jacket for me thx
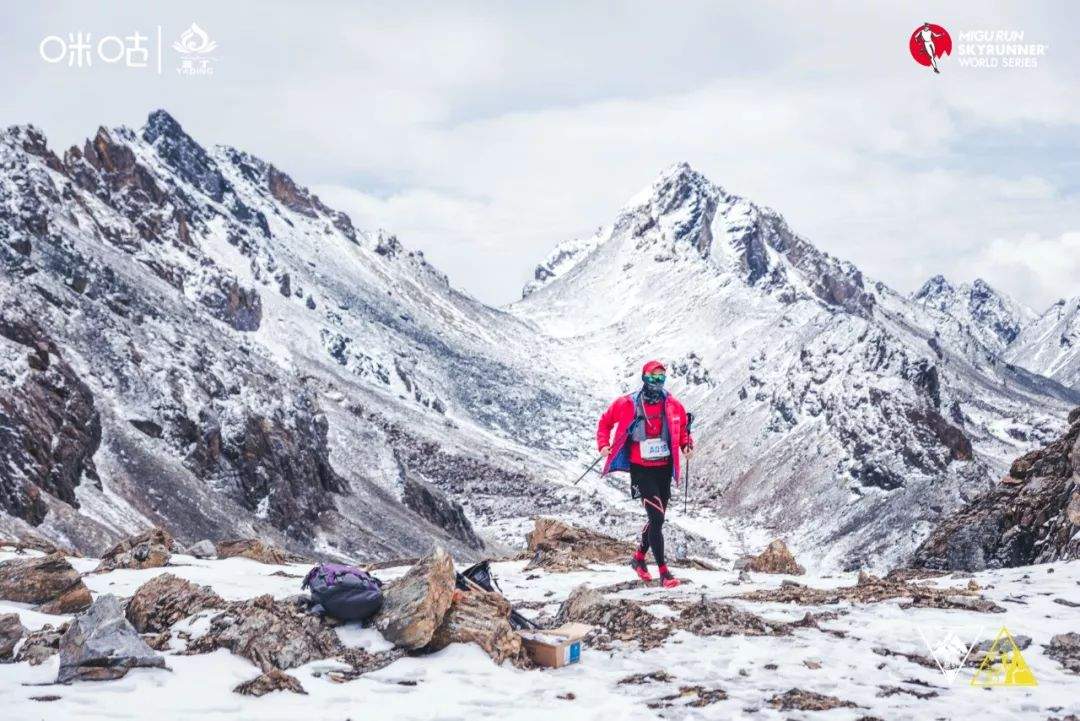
[596,391,692,482]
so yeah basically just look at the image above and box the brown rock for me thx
[738,573,1005,613]
[738,539,806,575]
[676,598,788,637]
[187,594,342,671]
[14,623,68,665]
[374,547,455,650]
[96,528,174,572]
[524,518,634,572]
[234,669,307,696]
[0,612,26,659]
[427,589,529,667]
[126,573,225,633]
[214,538,307,565]
[556,584,669,650]
[768,688,858,711]
[0,552,91,613]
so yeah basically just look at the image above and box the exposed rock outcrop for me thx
[374,547,455,650]
[556,584,668,649]
[234,669,307,696]
[0,313,101,525]
[524,518,635,572]
[0,552,91,613]
[0,612,25,659]
[125,573,225,633]
[913,409,1080,570]
[187,594,342,671]
[185,539,216,558]
[427,588,529,667]
[768,688,859,712]
[58,594,166,682]
[1045,632,1080,675]
[736,539,805,575]
[96,528,174,572]
[214,538,308,565]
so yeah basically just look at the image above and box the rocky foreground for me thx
[1,523,1078,721]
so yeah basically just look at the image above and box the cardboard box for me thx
[520,623,593,668]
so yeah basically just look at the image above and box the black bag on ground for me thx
[302,563,384,622]
[457,560,538,630]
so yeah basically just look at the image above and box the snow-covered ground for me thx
[3,549,1078,720]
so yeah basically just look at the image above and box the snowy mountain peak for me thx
[912,274,1035,353]
[1006,295,1080,390]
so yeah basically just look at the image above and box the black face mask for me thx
[641,378,665,403]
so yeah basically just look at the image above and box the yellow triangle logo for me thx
[970,627,1038,687]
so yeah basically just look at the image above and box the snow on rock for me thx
[1007,296,1080,391]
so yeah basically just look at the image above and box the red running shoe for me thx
[629,556,652,582]
[659,568,680,588]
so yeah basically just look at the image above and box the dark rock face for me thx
[0,313,101,525]
[401,474,483,550]
[913,409,1080,570]
[15,622,67,665]
[0,552,92,613]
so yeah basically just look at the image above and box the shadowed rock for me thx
[374,547,455,650]
[185,540,216,558]
[913,409,1080,570]
[58,594,166,682]
[126,573,225,633]
[0,552,91,613]
[768,688,859,711]
[1045,632,1080,674]
[0,612,25,659]
[15,622,68,665]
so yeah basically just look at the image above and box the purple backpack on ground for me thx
[302,563,384,621]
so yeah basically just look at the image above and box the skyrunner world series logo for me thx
[909,22,951,74]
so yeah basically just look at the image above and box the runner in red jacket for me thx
[596,360,693,588]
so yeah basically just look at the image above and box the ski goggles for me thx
[643,372,666,383]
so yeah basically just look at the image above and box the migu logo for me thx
[909,22,951,74]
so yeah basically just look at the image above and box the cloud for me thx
[968,232,1080,312]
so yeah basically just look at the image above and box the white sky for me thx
[3,2,1078,310]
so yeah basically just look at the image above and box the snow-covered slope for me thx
[512,163,1080,569]
[0,111,614,561]
[1006,297,1080,391]
[911,275,1037,356]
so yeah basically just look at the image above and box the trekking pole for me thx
[684,412,694,514]
[572,454,605,485]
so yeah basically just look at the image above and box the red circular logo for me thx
[909,23,951,70]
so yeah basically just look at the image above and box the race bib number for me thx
[639,437,670,460]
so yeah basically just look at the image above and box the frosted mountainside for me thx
[1005,297,1080,391]
[513,163,1079,569]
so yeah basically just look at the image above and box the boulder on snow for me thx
[234,669,307,696]
[0,612,26,659]
[186,593,342,671]
[185,539,216,559]
[14,622,67,665]
[374,546,455,650]
[57,594,166,682]
[677,598,788,637]
[0,552,91,613]
[427,588,530,667]
[125,573,225,633]
[524,518,635,572]
[214,538,307,565]
[736,539,806,575]
[1045,632,1080,675]
[95,528,174,572]
[556,584,666,649]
